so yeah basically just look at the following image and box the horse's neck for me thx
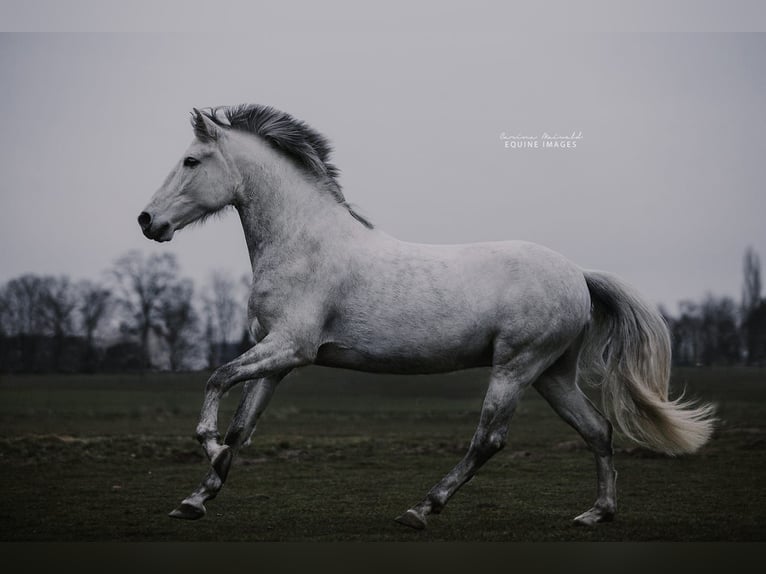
[235,170,367,271]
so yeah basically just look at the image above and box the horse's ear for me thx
[191,108,220,142]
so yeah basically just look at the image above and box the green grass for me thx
[0,367,764,541]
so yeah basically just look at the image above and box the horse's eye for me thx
[183,157,200,168]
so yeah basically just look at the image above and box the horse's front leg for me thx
[194,335,309,464]
[169,373,287,520]
[169,335,309,520]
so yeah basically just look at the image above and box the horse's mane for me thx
[198,104,373,229]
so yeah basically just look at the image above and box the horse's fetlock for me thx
[195,425,218,443]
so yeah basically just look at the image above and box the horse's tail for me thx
[579,270,716,455]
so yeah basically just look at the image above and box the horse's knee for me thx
[206,366,232,392]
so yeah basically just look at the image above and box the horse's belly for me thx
[314,341,493,374]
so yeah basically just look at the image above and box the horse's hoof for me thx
[395,509,427,530]
[573,507,614,526]
[169,502,206,520]
[212,445,232,481]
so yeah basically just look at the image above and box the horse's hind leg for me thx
[533,348,616,525]
[169,374,285,520]
[395,354,543,530]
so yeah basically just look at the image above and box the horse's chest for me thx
[246,278,328,332]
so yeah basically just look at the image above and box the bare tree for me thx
[202,313,217,369]
[202,270,242,367]
[78,280,113,371]
[742,246,763,364]
[40,276,78,336]
[0,283,11,338]
[39,276,79,370]
[744,301,766,365]
[699,295,741,366]
[672,296,741,366]
[0,283,11,369]
[0,275,50,371]
[742,246,762,317]
[157,278,199,371]
[1,274,48,336]
[111,250,179,370]
[670,300,703,366]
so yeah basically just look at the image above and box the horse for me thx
[138,104,715,529]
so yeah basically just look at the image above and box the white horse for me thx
[138,105,715,529]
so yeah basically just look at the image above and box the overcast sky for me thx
[1,11,765,311]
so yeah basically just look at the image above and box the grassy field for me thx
[0,367,764,541]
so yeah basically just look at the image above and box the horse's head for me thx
[138,109,241,242]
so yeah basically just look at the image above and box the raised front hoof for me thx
[169,502,206,520]
[395,509,427,530]
[573,507,614,526]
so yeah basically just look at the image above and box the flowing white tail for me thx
[580,270,716,455]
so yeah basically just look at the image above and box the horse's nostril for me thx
[137,212,152,229]
[157,221,171,236]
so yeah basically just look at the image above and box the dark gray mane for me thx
[198,104,373,229]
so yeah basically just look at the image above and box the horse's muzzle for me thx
[137,211,174,242]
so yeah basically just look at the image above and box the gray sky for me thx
[1,11,765,311]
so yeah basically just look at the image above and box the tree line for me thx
[661,247,766,366]
[0,250,251,373]
[1,247,765,373]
